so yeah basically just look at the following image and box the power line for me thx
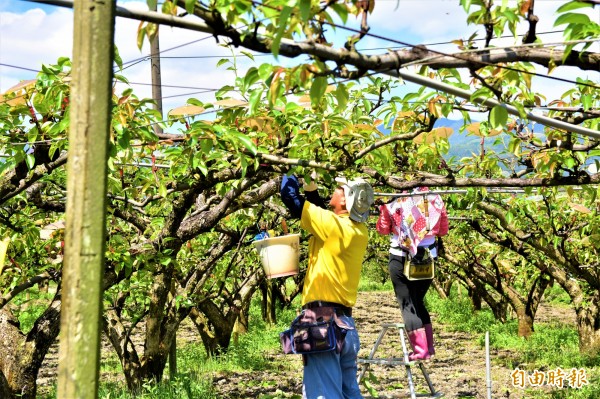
[119,12,274,69]
[162,90,216,99]
[113,0,600,91]
[319,20,600,90]
[356,30,572,52]
[120,36,214,69]
[12,2,598,93]
[245,1,599,90]
[152,54,272,59]
[125,81,222,91]
[0,63,40,73]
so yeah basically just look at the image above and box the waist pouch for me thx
[280,307,353,355]
[404,246,435,280]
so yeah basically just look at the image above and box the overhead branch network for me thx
[26,0,600,141]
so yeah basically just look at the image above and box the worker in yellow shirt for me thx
[280,173,374,399]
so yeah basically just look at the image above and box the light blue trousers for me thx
[302,315,362,399]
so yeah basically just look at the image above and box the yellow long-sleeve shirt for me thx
[300,201,369,307]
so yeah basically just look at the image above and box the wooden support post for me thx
[57,0,115,398]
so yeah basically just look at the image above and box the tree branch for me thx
[0,271,58,310]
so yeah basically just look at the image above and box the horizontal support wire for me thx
[374,186,593,197]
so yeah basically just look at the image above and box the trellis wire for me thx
[374,186,594,197]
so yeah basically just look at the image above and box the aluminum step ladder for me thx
[357,323,442,398]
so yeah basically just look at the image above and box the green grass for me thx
[12,283,56,333]
[426,289,600,399]
[94,375,219,399]
[542,284,572,306]
[39,295,299,399]
[358,260,393,291]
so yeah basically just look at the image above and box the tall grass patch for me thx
[359,259,393,291]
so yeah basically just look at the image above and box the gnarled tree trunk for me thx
[0,295,61,399]
[192,270,262,356]
[573,291,600,355]
[261,279,277,324]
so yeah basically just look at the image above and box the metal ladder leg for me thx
[358,323,442,398]
[357,324,390,384]
[398,325,417,399]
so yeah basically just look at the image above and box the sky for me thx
[0,0,598,129]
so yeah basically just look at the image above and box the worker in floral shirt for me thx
[376,187,448,360]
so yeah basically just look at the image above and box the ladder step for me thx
[380,322,405,328]
[358,357,408,366]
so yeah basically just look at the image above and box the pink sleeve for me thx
[437,206,449,236]
[376,204,392,235]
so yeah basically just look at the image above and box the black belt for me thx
[302,300,353,317]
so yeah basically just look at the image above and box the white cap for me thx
[335,177,375,222]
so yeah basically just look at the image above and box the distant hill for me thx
[434,118,544,160]
[376,117,598,172]
[376,117,486,159]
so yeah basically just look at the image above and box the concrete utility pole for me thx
[147,2,177,377]
[57,0,115,398]
[150,3,164,137]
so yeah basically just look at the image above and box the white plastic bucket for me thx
[253,233,300,278]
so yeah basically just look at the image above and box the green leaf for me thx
[200,139,213,154]
[554,13,591,27]
[240,51,255,61]
[330,3,349,24]
[216,58,230,68]
[243,67,259,92]
[334,85,349,112]
[505,211,514,225]
[271,6,292,59]
[470,87,494,102]
[508,138,520,157]
[137,26,146,50]
[248,89,263,115]
[184,0,196,14]
[232,132,258,155]
[158,181,167,198]
[581,94,592,111]
[489,105,508,130]
[460,0,473,13]
[512,102,527,119]
[299,0,311,21]
[557,1,593,13]
[160,257,172,266]
[258,63,273,82]
[25,153,35,170]
[564,157,576,169]
[113,46,123,71]
[309,76,327,106]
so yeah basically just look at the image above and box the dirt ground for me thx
[210,291,578,399]
[37,290,578,398]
